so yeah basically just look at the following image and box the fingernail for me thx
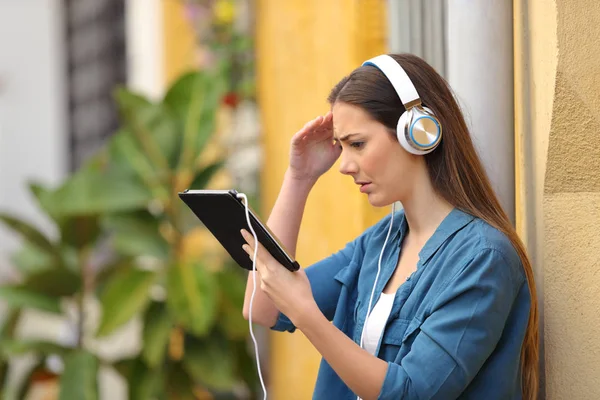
[241,229,247,237]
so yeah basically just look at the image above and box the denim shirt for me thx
[271,208,530,400]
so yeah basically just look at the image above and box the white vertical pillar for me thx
[125,0,165,99]
[0,0,68,262]
[445,0,515,223]
[387,0,446,76]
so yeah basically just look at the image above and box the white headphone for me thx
[362,55,442,155]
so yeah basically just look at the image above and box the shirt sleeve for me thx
[378,248,527,399]
[270,238,357,333]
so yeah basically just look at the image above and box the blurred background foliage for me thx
[0,0,261,398]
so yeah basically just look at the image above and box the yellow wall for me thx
[162,0,196,86]
[256,0,388,398]
[515,0,600,397]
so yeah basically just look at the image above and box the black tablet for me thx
[178,189,300,272]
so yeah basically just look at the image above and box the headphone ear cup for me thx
[397,107,442,155]
[397,109,430,155]
[397,110,417,155]
[420,106,442,151]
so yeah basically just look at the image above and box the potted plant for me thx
[0,69,258,399]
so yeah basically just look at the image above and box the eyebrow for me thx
[334,133,360,142]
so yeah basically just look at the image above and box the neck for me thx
[400,174,454,242]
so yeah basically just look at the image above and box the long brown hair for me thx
[328,53,539,399]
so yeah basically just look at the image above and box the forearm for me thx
[265,169,316,257]
[242,170,316,325]
[299,311,388,400]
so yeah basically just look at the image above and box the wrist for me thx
[295,302,325,332]
[284,169,318,192]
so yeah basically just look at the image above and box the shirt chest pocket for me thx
[379,316,423,361]
[333,262,361,331]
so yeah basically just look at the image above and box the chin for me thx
[366,193,394,208]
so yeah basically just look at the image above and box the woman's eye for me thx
[350,141,364,149]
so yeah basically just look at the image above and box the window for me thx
[63,0,127,170]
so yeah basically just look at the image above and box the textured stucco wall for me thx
[517,0,600,398]
[543,0,600,397]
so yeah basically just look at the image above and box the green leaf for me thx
[165,362,196,400]
[0,286,61,314]
[114,357,161,400]
[1,339,70,357]
[22,267,81,298]
[29,182,62,221]
[9,242,55,275]
[48,160,153,216]
[58,351,99,400]
[166,263,218,336]
[59,246,79,274]
[183,334,236,391]
[29,183,103,255]
[142,301,172,368]
[217,269,249,339]
[164,71,226,169]
[0,213,61,262]
[232,339,259,397]
[10,243,79,277]
[60,216,101,250]
[109,131,172,202]
[93,260,133,295]
[0,361,9,398]
[102,211,170,260]
[97,268,155,337]
[114,88,180,170]
[0,309,21,338]
[189,160,225,190]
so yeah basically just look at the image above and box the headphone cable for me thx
[237,193,268,400]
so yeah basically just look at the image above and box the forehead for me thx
[332,102,376,136]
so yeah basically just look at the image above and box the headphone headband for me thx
[362,55,422,109]
[361,54,442,156]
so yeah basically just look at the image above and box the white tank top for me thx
[362,292,395,355]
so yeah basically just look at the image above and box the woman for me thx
[240,53,538,400]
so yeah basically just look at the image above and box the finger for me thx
[291,116,321,143]
[332,140,343,157]
[320,111,332,125]
[242,244,269,277]
[241,230,277,266]
[240,228,256,247]
[249,248,269,278]
[314,115,334,138]
[241,243,255,262]
[255,258,268,277]
[241,233,260,262]
[241,243,254,257]
[302,116,322,133]
[302,116,325,135]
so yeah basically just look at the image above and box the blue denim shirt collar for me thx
[392,207,475,264]
[418,208,475,264]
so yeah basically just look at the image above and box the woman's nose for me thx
[338,153,358,175]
